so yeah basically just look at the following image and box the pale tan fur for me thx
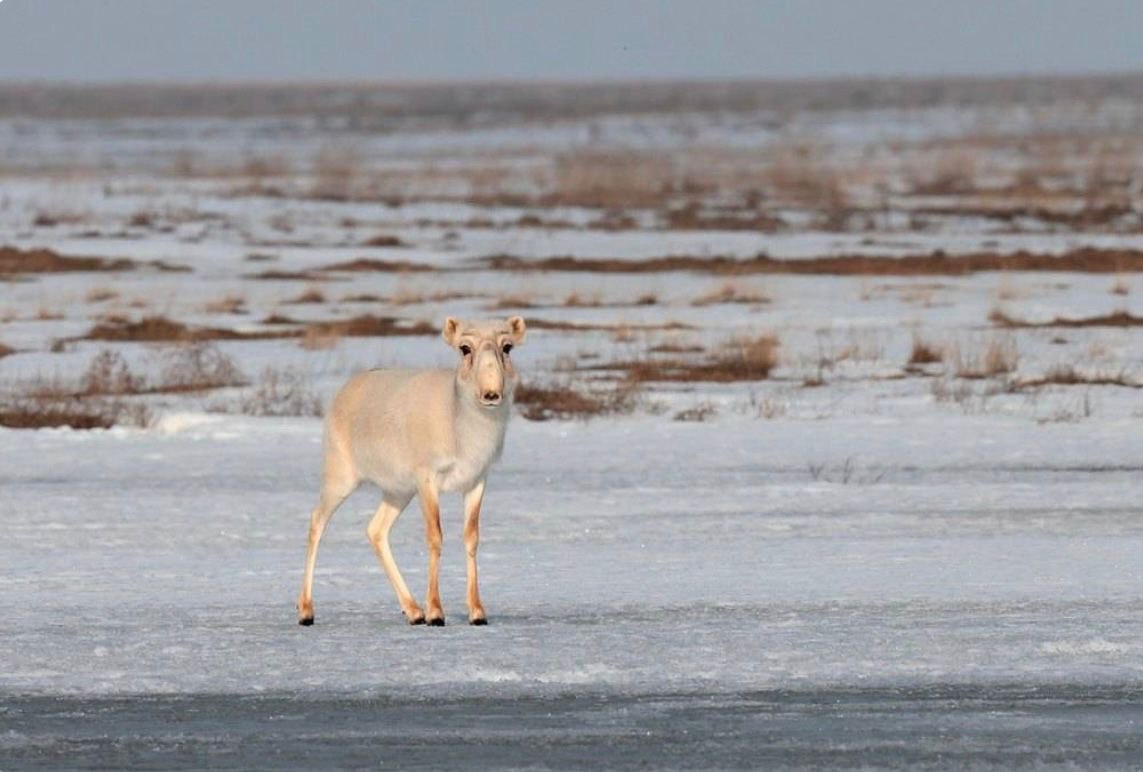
[297,316,526,626]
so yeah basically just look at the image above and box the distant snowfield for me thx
[2,412,1140,697]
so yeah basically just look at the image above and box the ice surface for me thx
[2,414,1140,700]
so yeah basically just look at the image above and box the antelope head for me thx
[442,316,526,409]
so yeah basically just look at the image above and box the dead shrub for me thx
[157,343,248,392]
[951,335,1019,379]
[674,403,718,422]
[82,350,144,395]
[0,342,14,359]
[907,334,944,366]
[239,366,323,417]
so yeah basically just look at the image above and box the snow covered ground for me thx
[2,413,1142,766]
[2,85,1142,767]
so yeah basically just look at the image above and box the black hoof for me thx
[427,617,445,627]
[298,616,314,626]
[470,618,488,626]
[408,616,426,625]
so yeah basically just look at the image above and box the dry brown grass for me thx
[0,245,135,275]
[319,258,434,273]
[245,269,329,281]
[1015,364,1139,390]
[490,293,539,310]
[286,286,326,304]
[360,233,407,248]
[546,151,674,209]
[341,293,384,303]
[0,396,150,430]
[83,316,251,343]
[480,248,1143,276]
[950,335,1019,379]
[648,341,705,354]
[673,403,718,422]
[514,379,643,421]
[593,334,779,383]
[907,334,945,366]
[692,281,769,306]
[562,291,601,308]
[262,313,301,325]
[85,286,119,303]
[0,342,14,359]
[990,309,1143,328]
[204,294,247,315]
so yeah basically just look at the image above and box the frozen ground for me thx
[1,414,1142,767]
[2,82,1143,767]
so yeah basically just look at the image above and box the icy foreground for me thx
[2,413,1142,766]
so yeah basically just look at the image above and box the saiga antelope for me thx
[297,316,526,627]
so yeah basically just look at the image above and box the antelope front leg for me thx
[365,494,424,624]
[463,479,487,625]
[418,480,446,626]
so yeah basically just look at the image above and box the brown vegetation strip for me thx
[478,248,1143,276]
[586,335,779,383]
[79,315,435,343]
[0,342,14,359]
[990,309,1143,328]
[0,245,136,274]
[526,319,692,333]
[0,402,116,430]
[1013,365,1142,390]
[319,258,435,273]
[514,381,640,421]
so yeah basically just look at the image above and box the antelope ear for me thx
[442,317,461,346]
[506,316,527,344]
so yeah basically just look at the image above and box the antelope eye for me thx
[502,343,513,354]
[459,344,472,356]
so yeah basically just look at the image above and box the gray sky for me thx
[0,0,1141,83]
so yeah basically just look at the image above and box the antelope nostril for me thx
[483,391,501,402]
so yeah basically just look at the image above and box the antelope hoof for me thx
[427,617,445,627]
[406,612,426,625]
[297,600,314,626]
[470,617,488,626]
